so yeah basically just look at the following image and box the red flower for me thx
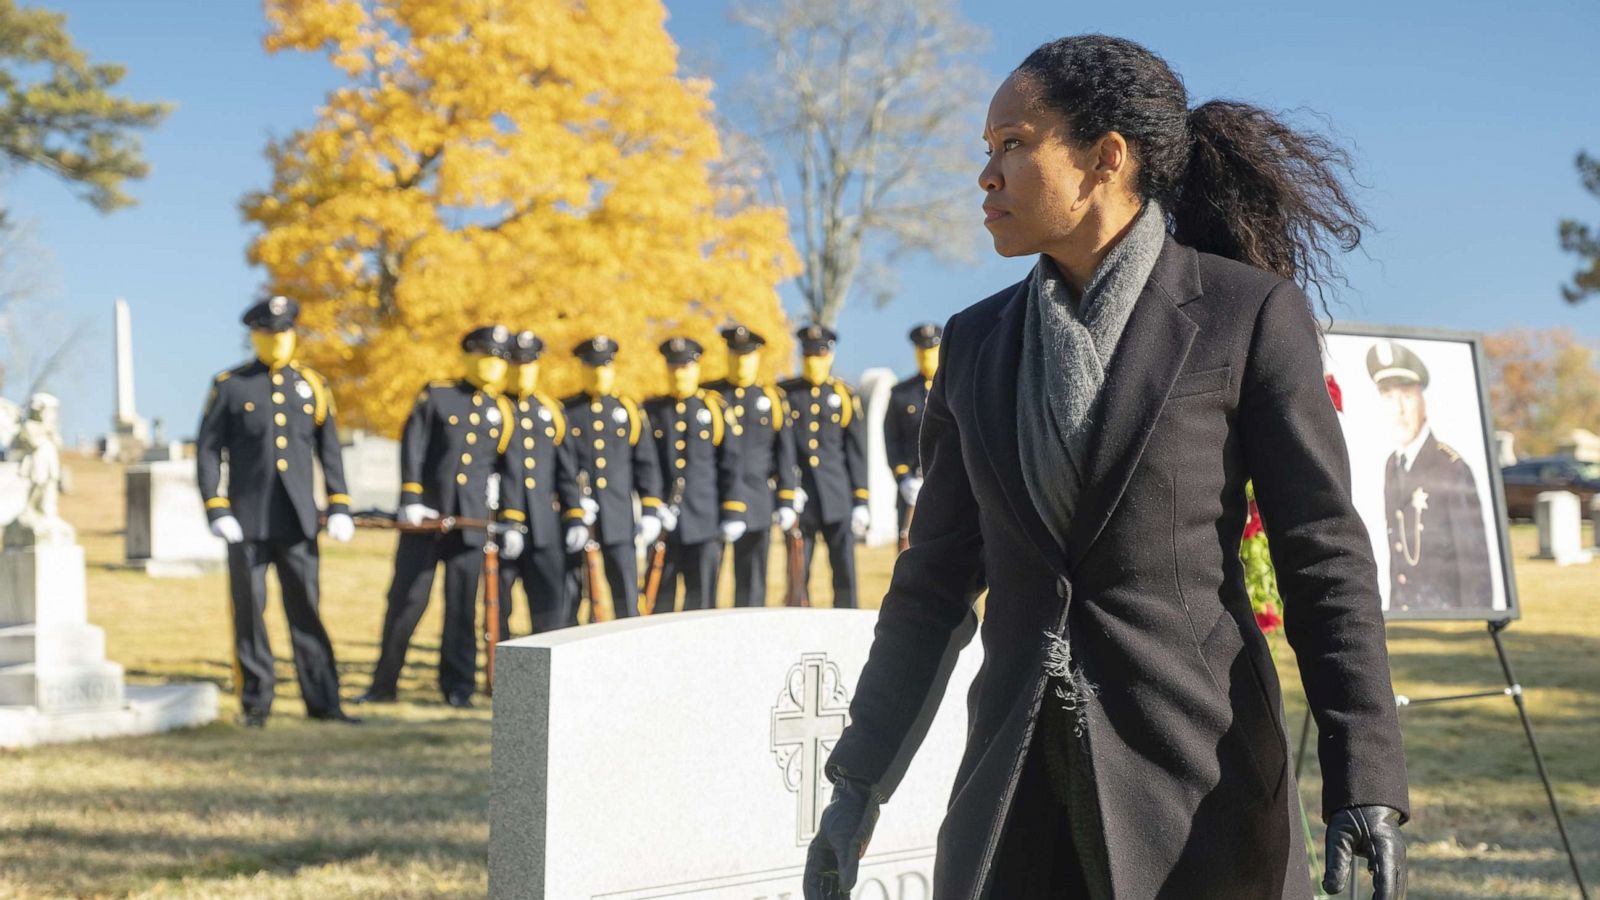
[1324,372,1343,413]
[1255,605,1283,634]
[1243,498,1264,540]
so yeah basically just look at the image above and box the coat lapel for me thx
[1064,239,1202,568]
[971,281,1072,576]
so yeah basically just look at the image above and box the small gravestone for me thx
[490,608,981,899]
[340,430,401,513]
[0,462,25,526]
[1591,495,1600,551]
[859,367,901,549]
[1535,490,1591,566]
[124,460,225,576]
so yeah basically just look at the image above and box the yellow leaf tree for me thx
[242,0,799,437]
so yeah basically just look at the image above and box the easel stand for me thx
[1294,619,1590,900]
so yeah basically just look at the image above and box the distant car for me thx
[1499,457,1600,520]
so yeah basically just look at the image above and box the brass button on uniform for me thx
[596,476,608,489]
[675,459,686,469]
[461,452,473,464]
[276,436,288,449]
[449,415,460,425]
[809,422,819,432]
[810,404,821,414]
[699,430,709,440]
[466,432,478,445]
[596,457,607,469]
[810,387,820,397]
[591,401,603,413]
[675,402,686,413]
[523,437,534,450]
[274,413,287,426]
[469,413,480,425]
[490,428,499,438]
[675,440,686,450]
[527,478,537,489]
[272,373,283,386]
[244,402,255,412]
[675,421,687,432]
[734,405,745,416]
[571,427,581,438]
[272,391,285,404]
[593,420,605,430]
[809,455,820,467]
[276,459,289,472]
[473,395,483,407]
[524,457,535,468]
[303,404,313,415]
[735,388,745,398]
[524,477,535,489]
[521,418,533,429]
[809,439,819,449]
[593,438,605,450]
[456,473,468,485]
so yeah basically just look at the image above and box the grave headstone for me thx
[124,460,225,576]
[1535,490,1591,566]
[340,430,401,513]
[859,367,899,549]
[491,607,981,899]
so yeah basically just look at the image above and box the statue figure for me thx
[5,393,75,547]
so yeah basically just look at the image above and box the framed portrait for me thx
[1321,323,1519,621]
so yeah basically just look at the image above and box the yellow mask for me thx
[732,352,761,387]
[584,364,616,396]
[251,330,297,369]
[670,361,701,399]
[915,346,940,380]
[802,352,833,385]
[465,352,508,392]
[515,362,541,397]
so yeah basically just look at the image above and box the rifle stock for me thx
[784,526,809,608]
[483,542,500,697]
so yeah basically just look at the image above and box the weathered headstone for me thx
[491,607,980,899]
[340,429,401,513]
[1590,494,1600,551]
[1535,490,1591,566]
[124,460,226,576]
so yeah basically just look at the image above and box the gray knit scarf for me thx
[1017,200,1167,550]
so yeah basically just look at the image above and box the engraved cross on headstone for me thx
[772,653,849,842]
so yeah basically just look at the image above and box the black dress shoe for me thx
[444,692,475,709]
[309,709,363,724]
[351,689,396,705]
[239,709,269,728]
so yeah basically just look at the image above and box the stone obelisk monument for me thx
[105,298,149,463]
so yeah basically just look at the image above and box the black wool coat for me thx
[826,239,1410,899]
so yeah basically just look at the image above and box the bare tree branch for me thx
[732,0,987,326]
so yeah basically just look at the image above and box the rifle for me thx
[899,503,915,554]
[784,524,810,608]
[640,479,686,616]
[575,472,612,623]
[323,509,518,696]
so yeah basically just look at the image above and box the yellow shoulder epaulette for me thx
[296,364,332,426]
[832,378,857,428]
[535,391,566,443]
[495,394,515,454]
[762,384,785,432]
[1437,442,1462,462]
[619,396,643,445]
[700,391,727,446]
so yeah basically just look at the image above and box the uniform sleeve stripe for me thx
[892,464,910,476]
[402,482,423,494]
[777,490,797,499]
[853,489,871,499]
[640,496,664,508]
[328,493,352,505]
[501,509,527,522]
[720,501,747,512]
[205,497,232,509]
[563,508,586,520]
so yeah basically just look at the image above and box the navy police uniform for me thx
[1368,340,1494,611]
[497,331,584,635]
[884,323,942,537]
[367,326,524,705]
[779,324,869,608]
[561,336,663,618]
[702,325,799,607]
[196,296,349,720]
[643,337,746,612]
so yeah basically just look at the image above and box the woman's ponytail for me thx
[1174,100,1369,299]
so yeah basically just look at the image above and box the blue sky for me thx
[3,0,1596,443]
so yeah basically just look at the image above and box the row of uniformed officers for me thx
[196,296,943,723]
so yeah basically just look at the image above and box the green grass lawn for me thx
[0,455,1594,898]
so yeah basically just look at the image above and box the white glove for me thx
[720,519,747,544]
[579,496,599,526]
[210,515,243,544]
[658,506,679,534]
[899,476,923,507]
[399,503,438,527]
[850,504,870,538]
[638,515,662,546]
[775,506,799,532]
[501,528,525,560]
[326,513,355,543]
[564,524,590,554]
[793,487,809,515]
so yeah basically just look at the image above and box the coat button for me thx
[274,413,287,426]
[276,459,288,472]
[456,473,468,485]
[466,433,478,445]
[596,476,608,489]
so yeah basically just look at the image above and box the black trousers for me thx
[799,513,857,608]
[370,530,484,699]
[564,541,639,620]
[728,524,772,607]
[225,537,342,716]
[652,538,722,613]
[497,538,569,637]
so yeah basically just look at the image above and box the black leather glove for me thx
[803,775,883,900]
[1323,804,1408,899]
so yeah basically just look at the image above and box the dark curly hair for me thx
[1014,35,1368,303]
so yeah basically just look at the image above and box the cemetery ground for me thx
[0,455,1594,899]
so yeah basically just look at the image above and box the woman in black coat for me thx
[804,36,1410,900]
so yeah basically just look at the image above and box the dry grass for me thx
[0,454,1593,898]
